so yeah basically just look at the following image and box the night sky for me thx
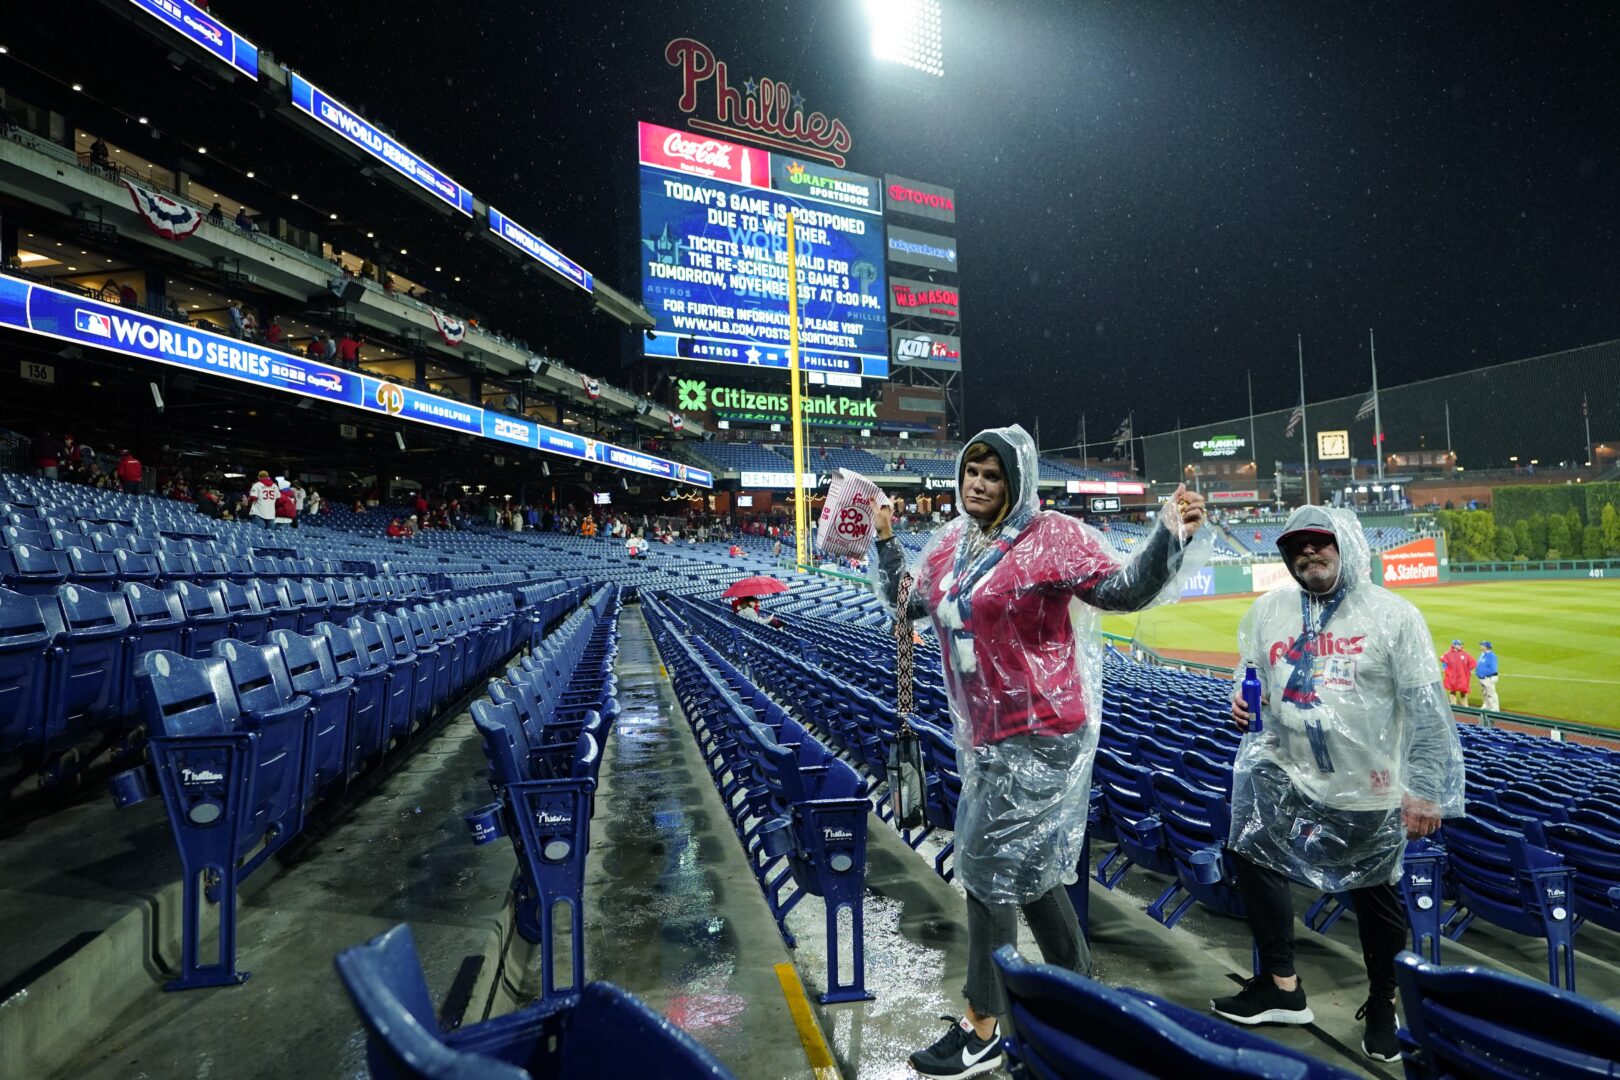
[227,1,1618,444]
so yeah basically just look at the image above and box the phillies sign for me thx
[666,37,854,167]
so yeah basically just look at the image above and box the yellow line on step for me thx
[774,961,841,1080]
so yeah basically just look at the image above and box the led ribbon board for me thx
[0,276,710,488]
[288,73,474,217]
[487,208,593,293]
[126,0,259,80]
[637,121,890,380]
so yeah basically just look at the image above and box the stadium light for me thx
[864,0,944,77]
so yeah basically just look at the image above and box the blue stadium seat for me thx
[315,620,390,772]
[334,923,735,1080]
[992,946,1355,1079]
[270,629,355,800]
[0,585,64,761]
[1395,950,1620,1079]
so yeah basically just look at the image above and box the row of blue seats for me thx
[468,586,623,1002]
[108,585,571,991]
[643,595,874,1005]
[0,576,442,797]
[992,944,1620,1080]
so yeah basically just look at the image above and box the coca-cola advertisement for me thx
[639,121,769,188]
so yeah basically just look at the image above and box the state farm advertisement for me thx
[1380,537,1440,587]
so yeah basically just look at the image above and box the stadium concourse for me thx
[2,464,1619,1079]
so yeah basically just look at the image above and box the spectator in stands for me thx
[235,207,256,233]
[1441,640,1475,706]
[306,337,325,359]
[241,310,258,341]
[731,596,782,628]
[89,136,110,171]
[209,202,226,227]
[360,256,377,280]
[383,273,397,295]
[115,449,143,494]
[227,299,244,338]
[118,282,138,308]
[1218,506,1464,1063]
[337,331,361,368]
[873,426,1212,1080]
[292,482,307,528]
[266,318,285,347]
[386,517,406,538]
[1476,641,1500,711]
[580,516,597,538]
[626,532,647,559]
[33,430,61,479]
[72,438,96,478]
[403,515,419,538]
[249,470,279,529]
[273,482,296,528]
[307,488,322,517]
[165,298,186,322]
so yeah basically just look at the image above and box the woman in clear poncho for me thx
[871,425,1212,1078]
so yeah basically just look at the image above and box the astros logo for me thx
[376,382,405,415]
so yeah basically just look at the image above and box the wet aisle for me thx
[584,607,823,1079]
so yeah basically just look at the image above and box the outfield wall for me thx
[1448,558,1620,581]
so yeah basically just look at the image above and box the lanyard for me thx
[1280,586,1345,772]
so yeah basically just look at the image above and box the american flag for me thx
[1285,401,1305,437]
[1110,417,1132,453]
[1356,392,1376,421]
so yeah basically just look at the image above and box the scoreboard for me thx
[637,122,890,381]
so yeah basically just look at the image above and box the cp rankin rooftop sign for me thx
[666,37,853,167]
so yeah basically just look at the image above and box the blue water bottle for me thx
[1242,666,1264,734]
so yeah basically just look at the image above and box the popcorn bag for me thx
[815,468,884,558]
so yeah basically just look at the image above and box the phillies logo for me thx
[1268,632,1366,665]
[666,37,853,167]
[375,382,405,415]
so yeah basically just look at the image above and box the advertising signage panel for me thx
[889,328,962,371]
[769,157,881,214]
[289,73,475,217]
[0,276,710,488]
[888,276,960,322]
[887,224,958,273]
[638,121,889,380]
[487,207,593,293]
[126,0,258,80]
[884,174,957,224]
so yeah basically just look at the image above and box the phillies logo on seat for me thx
[1268,631,1365,665]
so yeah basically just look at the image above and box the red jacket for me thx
[1441,647,1475,692]
[920,513,1117,745]
[116,455,143,483]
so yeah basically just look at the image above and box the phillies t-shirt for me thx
[249,480,279,520]
[1238,582,1440,810]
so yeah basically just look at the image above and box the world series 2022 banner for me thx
[637,121,889,380]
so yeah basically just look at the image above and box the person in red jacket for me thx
[874,425,1210,1079]
[1440,639,1475,705]
[115,449,143,495]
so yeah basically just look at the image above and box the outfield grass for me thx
[1100,580,1620,728]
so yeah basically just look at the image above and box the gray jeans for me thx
[962,883,1091,1017]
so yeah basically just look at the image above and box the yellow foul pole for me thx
[786,211,809,570]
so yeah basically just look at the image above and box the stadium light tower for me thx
[863,0,945,77]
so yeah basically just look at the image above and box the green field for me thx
[1100,580,1620,729]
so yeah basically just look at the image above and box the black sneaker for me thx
[1211,975,1315,1025]
[1357,996,1400,1062]
[908,1014,1003,1079]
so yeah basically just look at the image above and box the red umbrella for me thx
[722,576,789,600]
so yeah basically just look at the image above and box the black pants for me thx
[1234,853,1408,1001]
[962,884,1091,1018]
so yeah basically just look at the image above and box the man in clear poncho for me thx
[1213,505,1465,1064]
[871,425,1212,1079]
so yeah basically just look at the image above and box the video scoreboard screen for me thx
[637,122,890,381]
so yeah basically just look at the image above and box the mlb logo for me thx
[75,310,112,338]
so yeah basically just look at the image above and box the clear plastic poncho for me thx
[1229,505,1467,891]
[873,425,1212,904]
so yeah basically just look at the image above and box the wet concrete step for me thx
[581,608,825,1079]
[44,712,515,1080]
